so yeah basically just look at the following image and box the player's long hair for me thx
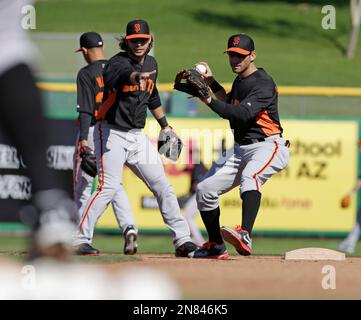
[118,35,153,54]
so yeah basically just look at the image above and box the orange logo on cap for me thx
[134,24,141,33]
[233,36,240,47]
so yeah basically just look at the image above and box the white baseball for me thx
[195,64,207,74]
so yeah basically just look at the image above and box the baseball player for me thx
[0,0,75,260]
[73,19,197,257]
[73,32,138,255]
[338,177,361,254]
[191,34,290,259]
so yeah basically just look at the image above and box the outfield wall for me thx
[0,117,358,236]
[95,118,358,234]
[0,84,360,236]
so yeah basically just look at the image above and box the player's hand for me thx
[160,125,172,132]
[131,70,156,85]
[79,139,88,154]
[196,62,213,85]
[202,96,212,105]
[139,70,156,81]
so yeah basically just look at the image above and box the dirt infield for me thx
[104,255,361,299]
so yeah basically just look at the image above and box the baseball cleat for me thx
[193,241,229,259]
[75,243,100,256]
[221,225,252,256]
[26,189,76,261]
[123,226,138,255]
[175,241,198,258]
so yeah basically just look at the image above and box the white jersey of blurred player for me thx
[0,0,36,75]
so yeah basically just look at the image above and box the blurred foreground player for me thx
[0,0,75,260]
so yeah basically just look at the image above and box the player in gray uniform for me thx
[74,19,197,257]
[73,32,138,255]
[192,34,290,259]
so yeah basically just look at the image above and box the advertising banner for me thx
[97,119,358,233]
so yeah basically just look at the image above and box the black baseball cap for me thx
[75,32,103,52]
[125,19,151,40]
[224,34,255,55]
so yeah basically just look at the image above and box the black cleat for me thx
[175,241,198,257]
[75,243,99,256]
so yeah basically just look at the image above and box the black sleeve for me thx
[76,70,95,114]
[148,85,161,110]
[79,112,92,141]
[148,60,161,110]
[208,82,275,124]
[103,57,134,89]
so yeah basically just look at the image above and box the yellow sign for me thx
[97,119,357,233]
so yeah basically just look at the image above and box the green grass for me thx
[34,0,361,86]
[0,235,360,261]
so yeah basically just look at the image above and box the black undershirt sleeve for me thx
[79,112,93,141]
[76,71,95,114]
[208,83,275,124]
[148,85,161,110]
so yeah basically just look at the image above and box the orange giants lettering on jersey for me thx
[122,79,155,95]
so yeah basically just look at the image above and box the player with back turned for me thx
[175,34,290,259]
[73,32,138,255]
[74,19,197,257]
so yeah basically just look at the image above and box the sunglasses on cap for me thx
[128,38,150,45]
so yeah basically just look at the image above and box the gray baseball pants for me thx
[74,121,192,248]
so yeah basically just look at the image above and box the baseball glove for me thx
[340,195,351,208]
[174,68,210,99]
[80,146,97,177]
[158,129,183,161]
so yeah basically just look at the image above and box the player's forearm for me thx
[151,106,170,129]
[103,64,132,88]
[207,98,251,123]
[79,112,92,141]
[208,78,227,101]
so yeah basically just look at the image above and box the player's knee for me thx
[241,171,259,193]
[150,176,173,196]
[99,183,119,197]
[196,180,208,198]
[196,181,218,209]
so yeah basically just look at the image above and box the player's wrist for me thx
[209,79,223,93]
[205,76,215,86]
[157,116,169,129]
[202,96,212,105]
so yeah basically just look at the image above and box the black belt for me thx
[237,137,290,148]
[238,138,266,145]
